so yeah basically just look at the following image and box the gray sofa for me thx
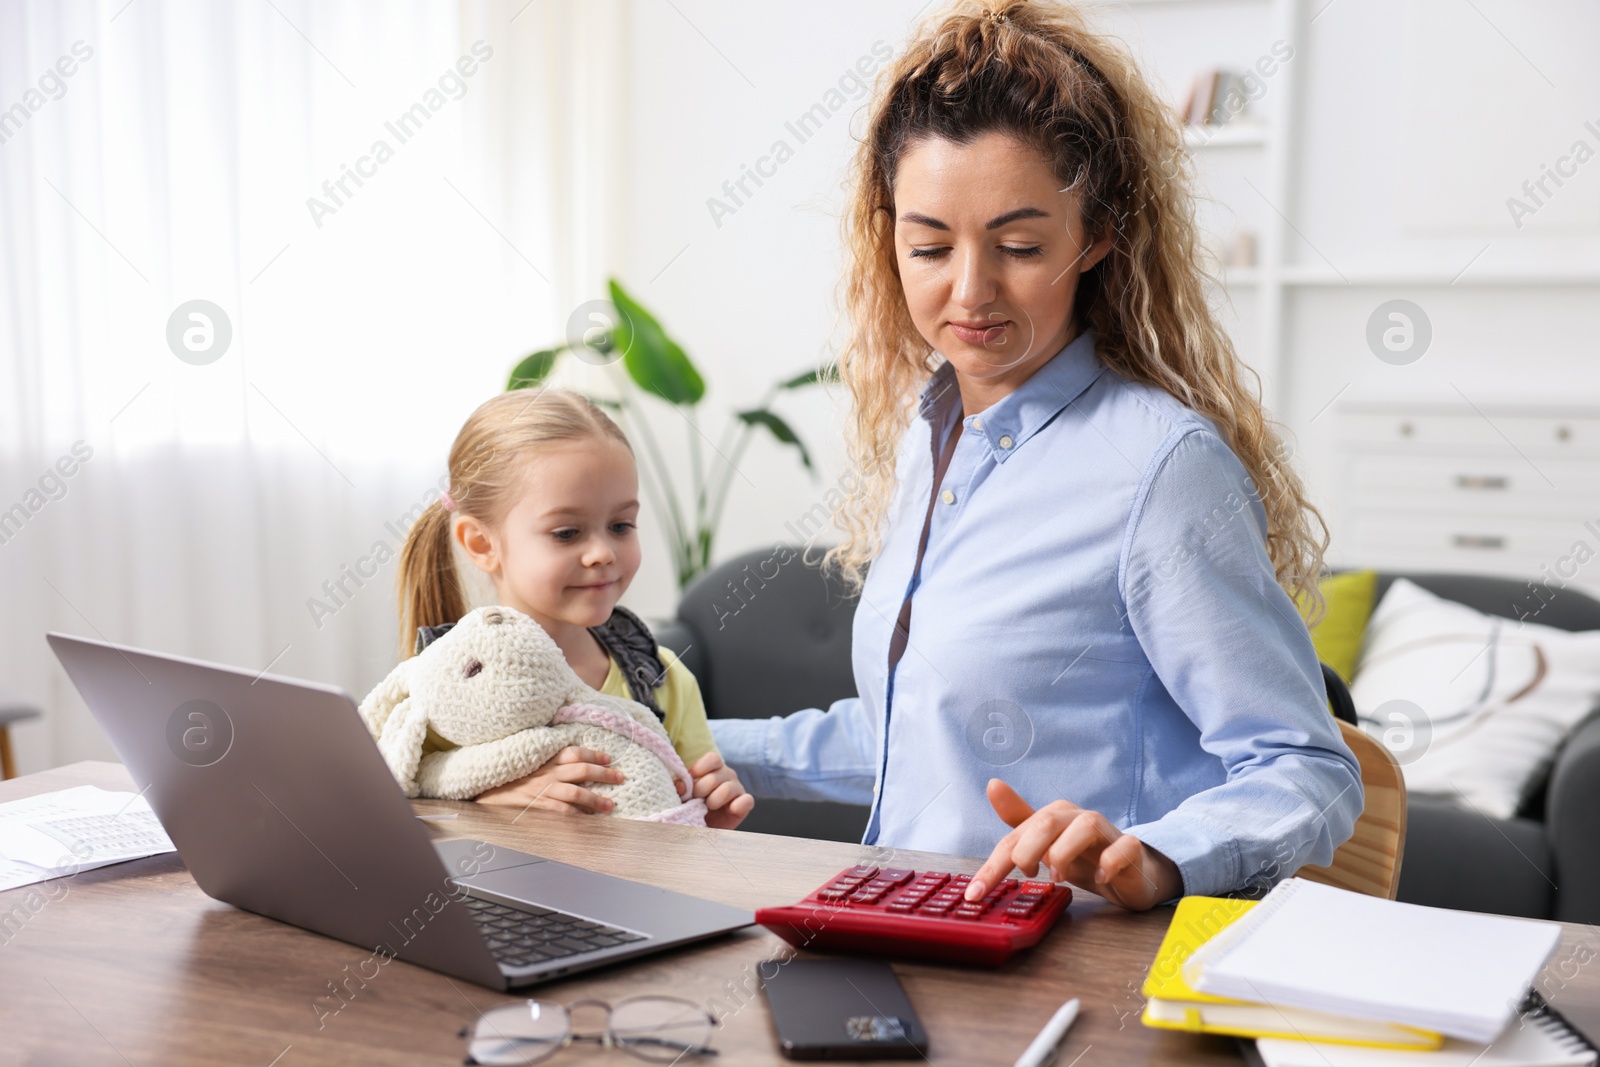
[1364,573,1600,925]
[656,550,1600,924]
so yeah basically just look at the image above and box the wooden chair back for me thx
[1297,719,1407,899]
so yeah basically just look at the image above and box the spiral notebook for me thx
[1251,994,1598,1066]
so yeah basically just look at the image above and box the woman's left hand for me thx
[685,752,756,830]
[966,779,1183,911]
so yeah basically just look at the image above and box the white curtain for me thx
[0,0,629,772]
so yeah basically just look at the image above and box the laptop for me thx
[46,631,754,990]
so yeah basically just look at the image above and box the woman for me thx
[709,0,1361,910]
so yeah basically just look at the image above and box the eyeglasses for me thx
[462,996,719,1064]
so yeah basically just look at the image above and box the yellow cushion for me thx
[1300,570,1378,684]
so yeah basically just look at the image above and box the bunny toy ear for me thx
[357,659,411,739]
[375,696,432,798]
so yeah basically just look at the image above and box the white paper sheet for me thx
[0,786,176,890]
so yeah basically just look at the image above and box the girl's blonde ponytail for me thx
[396,498,468,660]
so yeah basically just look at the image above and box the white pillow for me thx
[1350,577,1600,819]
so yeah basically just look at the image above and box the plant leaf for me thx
[779,365,833,390]
[507,347,562,391]
[738,408,813,472]
[608,278,705,406]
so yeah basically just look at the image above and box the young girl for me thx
[396,389,753,829]
[711,0,1362,908]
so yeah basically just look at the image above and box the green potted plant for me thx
[508,277,826,589]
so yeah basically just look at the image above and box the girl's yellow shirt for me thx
[597,646,718,768]
[421,646,717,769]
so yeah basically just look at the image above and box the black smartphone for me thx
[761,958,930,1060]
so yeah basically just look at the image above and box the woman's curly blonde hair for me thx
[823,0,1327,616]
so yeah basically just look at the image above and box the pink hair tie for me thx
[440,489,456,511]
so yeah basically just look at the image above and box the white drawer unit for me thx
[1333,404,1600,592]
[1346,455,1600,516]
[1337,408,1600,457]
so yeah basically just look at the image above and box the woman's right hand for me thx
[473,746,624,814]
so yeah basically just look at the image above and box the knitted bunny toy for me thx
[358,605,706,825]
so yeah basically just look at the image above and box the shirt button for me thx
[999,435,1014,449]
[973,418,984,431]
[941,489,956,505]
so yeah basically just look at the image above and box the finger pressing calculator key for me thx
[755,866,1072,966]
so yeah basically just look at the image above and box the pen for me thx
[1013,997,1080,1067]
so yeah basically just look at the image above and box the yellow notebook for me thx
[1141,896,1443,1050]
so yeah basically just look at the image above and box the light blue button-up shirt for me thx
[711,329,1361,898]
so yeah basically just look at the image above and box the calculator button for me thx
[878,869,914,885]
[1022,882,1053,893]
[816,887,850,901]
[887,901,916,912]
[847,866,880,879]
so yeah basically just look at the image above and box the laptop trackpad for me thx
[454,859,753,940]
[432,837,549,877]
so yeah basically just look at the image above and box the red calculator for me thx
[755,865,1072,966]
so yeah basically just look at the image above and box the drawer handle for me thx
[1453,534,1506,550]
[1455,475,1509,490]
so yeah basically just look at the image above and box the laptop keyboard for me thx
[463,894,647,968]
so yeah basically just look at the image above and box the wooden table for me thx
[2,763,1596,1066]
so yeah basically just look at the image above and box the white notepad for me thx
[1256,999,1597,1066]
[1184,879,1563,1043]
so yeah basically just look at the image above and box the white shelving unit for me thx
[1163,0,1305,409]
[1183,122,1268,149]
[1106,0,1600,589]
[1111,0,1306,405]
[1276,268,1600,288]
[1148,0,1600,399]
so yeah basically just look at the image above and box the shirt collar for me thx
[917,328,1104,463]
